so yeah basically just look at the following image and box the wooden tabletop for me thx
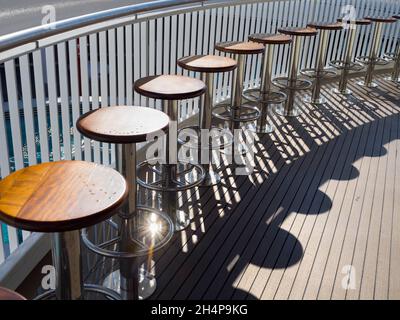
[337,18,372,25]
[248,33,292,45]
[307,22,343,30]
[0,161,128,232]
[278,27,318,37]
[215,41,265,54]
[134,75,206,100]
[77,106,169,144]
[365,16,398,23]
[0,287,26,300]
[177,55,237,73]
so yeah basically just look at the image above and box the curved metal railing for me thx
[0,0,399,284]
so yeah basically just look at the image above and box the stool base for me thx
[103,268,156,300]
[274,104,302,117]
[383,76,400,83]
[331,87,353,96]
[35,284,121,300]
[246,121,275,134]
[174,210,191,231]
[303,96,327,105]
[357,80,379,88]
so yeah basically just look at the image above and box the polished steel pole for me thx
[310,29,329,104]
[256,44,275,133]
[390,41,400,82]
[360,21,383,87]
[284,36,301,116]
[162,100,189,231]
[338,25,357,94]
[52,231,84,300]
[230,54,245,131]
[200,72,220,186]
[117,143,139,300]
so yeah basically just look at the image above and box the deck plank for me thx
[84,73,400,300]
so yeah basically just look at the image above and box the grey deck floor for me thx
[86,73,400,300]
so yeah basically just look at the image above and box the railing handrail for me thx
[0,0,204,53]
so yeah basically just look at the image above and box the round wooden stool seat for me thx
[365,16,398,23]
[215,41,265,54]
[337,18,371,25]
[278,27,318,37]
[177,55,237,73]
[307,22,343,30]
[248,33,292,45]
[394,15,400,20]
[0,161,128,232]
[77,106,169,144]
[134,75,206,100]
[0,287,26,300]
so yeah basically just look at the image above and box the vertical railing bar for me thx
[89,34,101,163]
[45,46,61,161]
[5,60,25,170]
[79,36,92,162]
[99,31,110,166]
[19,55,37,166]
[117,27,126,107]
[133,23,141,105]
[32,50,50,163]
[108,29,117,166]
[57,42,72,161]
[125,25,133,107]
[68,39,82,161]
[108,30,117,107]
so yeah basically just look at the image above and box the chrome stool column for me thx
[77,106,174,300]
[301,22,343,104]
[384,15,400,83]
[0,161,128,300]
[134,75,206,231]
[330,18,370,95]
[246,33,292,133]
[356,16,398,88]
[273,27,318,117]
[177,55,237,186]
[213,41,264,131]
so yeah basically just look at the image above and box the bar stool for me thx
[301,22,343,104]
[273,27,318,117]
[0,287,26,300]
[134,75,206,231]
[330,18,371,95]
[213,41,264,130]
[0,161,128,300]
[77,106,174,300]
[384,14,400,83]
[356,16,398,88]
[246,33,292,133]
[177,55,237,186]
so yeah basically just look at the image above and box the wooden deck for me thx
[84,72,400,300]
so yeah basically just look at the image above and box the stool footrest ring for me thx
[384,52,398,61]
[242,88,288,104]
[137,160,205,192]
[355,56,389,66]
[272,77,313,90]
[81,206,174,259]
[212,104,261,123]
[329,60,365,71]
[178,125,234,150]
[300,68,337,79]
